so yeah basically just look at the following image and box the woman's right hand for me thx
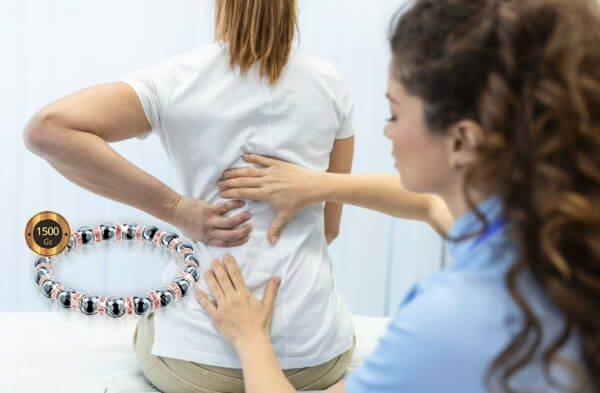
[169,195,253,247]
[217,154,321,244]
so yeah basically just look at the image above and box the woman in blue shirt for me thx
[193,0,600,392]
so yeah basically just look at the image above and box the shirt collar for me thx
[446,195,508,267]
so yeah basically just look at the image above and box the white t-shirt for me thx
[120,42,355,369]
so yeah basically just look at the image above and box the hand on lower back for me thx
[170,195,253,247]
[218,154,318,244]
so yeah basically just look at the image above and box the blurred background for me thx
[2,0,447,316]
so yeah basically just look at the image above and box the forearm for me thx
[237,334,296,393]
[29,124,181,224]
[316,173,450,235]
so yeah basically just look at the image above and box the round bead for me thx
[156,288,174,307]
[160,233,179,250]
[34,256,54,268]
[183,266,200,282]
[133,296,152,316]
[175,278,190,297]
[57,288,76,308]
[78,228,93,244]
[100,224,116,240]
[182,254,199,267]
[80,295,99,315]
[106,296,125,318]
[123,224,136,240]
[64,236,75,252]
[35,268,51,285]
[175,242,194,254]
[41,279,58,298]
[143,226,159,242]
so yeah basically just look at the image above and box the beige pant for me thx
[133,312,356,393]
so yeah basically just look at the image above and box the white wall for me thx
[2,0,443,316]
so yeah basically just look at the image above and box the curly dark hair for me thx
[390,0,600,392]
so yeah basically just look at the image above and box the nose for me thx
[384,124,392,140]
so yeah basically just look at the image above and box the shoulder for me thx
[346,272,515,393]
[286,49,348,91]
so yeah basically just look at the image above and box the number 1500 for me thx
[37,226,59,236]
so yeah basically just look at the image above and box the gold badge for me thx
[25,211,71,256]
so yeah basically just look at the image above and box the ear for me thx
[445,120,485,169]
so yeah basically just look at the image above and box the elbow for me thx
[23,110,61,156]
[325,231,339,245]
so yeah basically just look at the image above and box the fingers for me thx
[206,237,250,248]
[242,153,281,167]
[222,166,265,179]
[222,253,247,292]
[213,200,246,215]
[217,177,262,191]
[210,224,252,242]
[268,213,291,245]
[219,188,265,201]
[212,211,251,229]
[204,270,226,304]
[211,259,235,294]
[261,277,281,310]
[195,289,217,318]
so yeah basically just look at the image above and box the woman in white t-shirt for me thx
[119,0,359,391]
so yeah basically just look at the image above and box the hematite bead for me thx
[35,268,51,285]
[175,242,193,254]
[183,266,199,282]
[160,233,179,250]
[156,287,174,306]
[66,236,76,252]
[78,227,93,244]
[34,256,54,268]
[57,288,76,308]
[123,224,136,240]
[100,224,116,240]
[175,278,190,297]
[143,226,159,242]
[183,254,199,266]
[106,296,125,318]
[80,295,99,315]
[41,279,58,298]
[133,296,152,316]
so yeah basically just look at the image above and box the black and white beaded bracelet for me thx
[33,224,201,318]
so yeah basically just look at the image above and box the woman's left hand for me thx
[195,253,282,351]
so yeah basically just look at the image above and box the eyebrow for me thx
[386,92,398,104]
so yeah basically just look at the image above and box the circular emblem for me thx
[25,211,71,256]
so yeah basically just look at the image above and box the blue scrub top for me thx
[345,196,585,393]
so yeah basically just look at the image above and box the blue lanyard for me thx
[468,218,507,251]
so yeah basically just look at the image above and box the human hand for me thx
[217,154,321,244]
[195,253,281,351]
[169,195,253,247]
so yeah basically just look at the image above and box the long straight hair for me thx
[215,0,298,85]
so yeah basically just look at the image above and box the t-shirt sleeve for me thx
[119,57,175,140]
[335,79,356,140]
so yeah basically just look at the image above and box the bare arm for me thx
[23,82,252,246]
[320,173,452,236]
[324,137,355,244]
[218,154,454,240]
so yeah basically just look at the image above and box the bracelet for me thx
[33,224,201,318]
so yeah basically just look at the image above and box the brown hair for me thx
[215,0,298,85]
[390,0,600,392]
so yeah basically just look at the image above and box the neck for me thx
[441,183,490,221]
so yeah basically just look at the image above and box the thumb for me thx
[261,277,281,312]
[268,213,290,245]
